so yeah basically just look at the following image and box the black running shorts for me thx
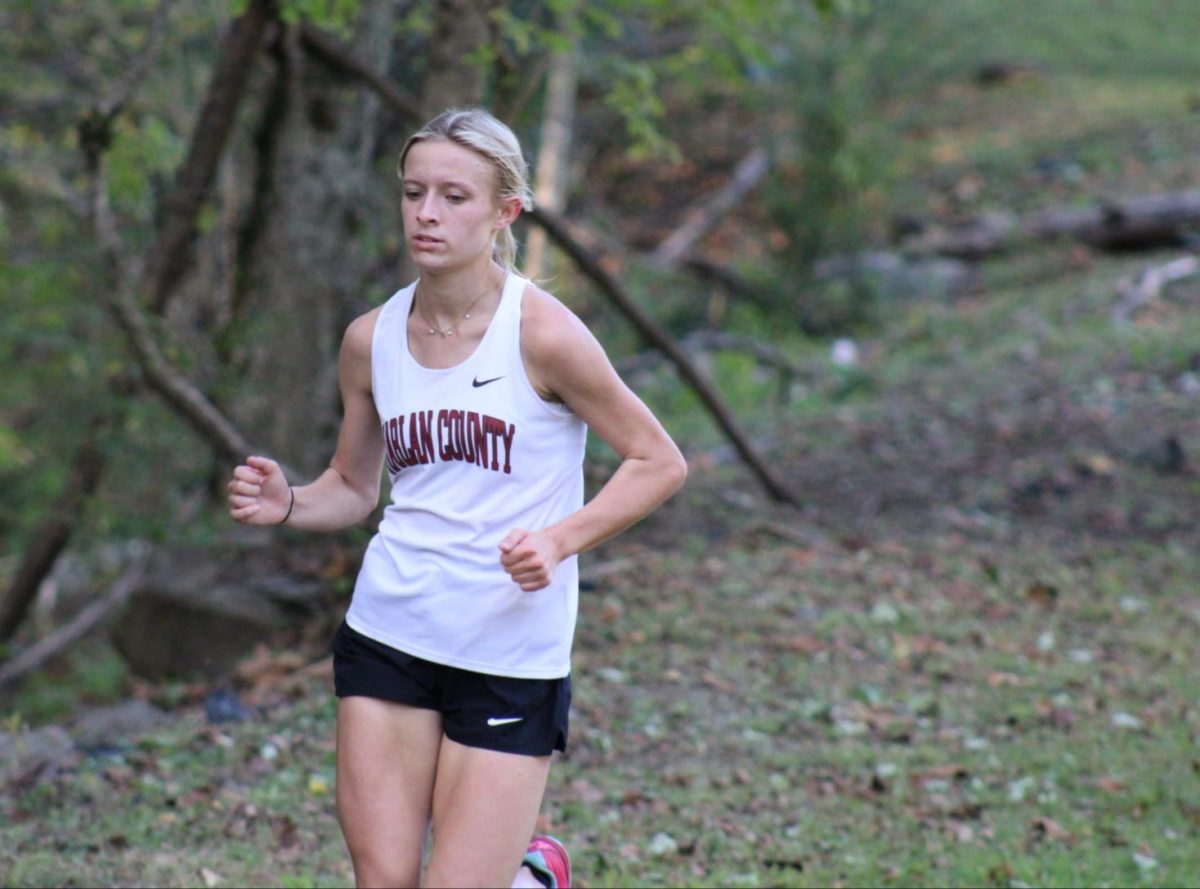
[331,620,570,756]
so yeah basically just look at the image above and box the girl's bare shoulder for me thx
[342,305,385,355]
[518,281,591,358]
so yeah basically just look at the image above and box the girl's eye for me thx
[403,190,422,201]
[446,194,466,204]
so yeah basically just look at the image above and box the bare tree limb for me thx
[652,147,771,264]
[0,559,147,689]
[299,22,421,123]
[0,418,109,642]
[1113,254,1200,324]
[145,0,275,311]
[528,205,802,507]
[108,288,258,464]
[84,122,257,466]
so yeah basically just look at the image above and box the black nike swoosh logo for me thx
[472,375,505,388]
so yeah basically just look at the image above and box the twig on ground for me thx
[1112,254,1200,324]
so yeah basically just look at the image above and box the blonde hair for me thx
[398,107,534,272]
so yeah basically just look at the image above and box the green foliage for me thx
[107,114,185,219]
[277,0,361,35]
[598,56,678,163]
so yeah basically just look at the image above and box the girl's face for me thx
[400,139,518,274]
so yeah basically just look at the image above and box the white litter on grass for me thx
[1036,630,1056,652]
[728,875,760,888]
[1068,648,1095,663]
[647,832,678,857]
[870,601,900,624]
[835,719,868,737]
[831,338,859,368]
[596,667,627,684]
[1008,776,1036,802]
[1120,596,1149,614]
[1111,711,1143,730]
[1132,851,1158,872]
[875,762,901,779]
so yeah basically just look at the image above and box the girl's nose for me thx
[417,194,438,223]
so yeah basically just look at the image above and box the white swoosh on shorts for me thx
[487,716,525,727]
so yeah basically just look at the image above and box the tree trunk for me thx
[232,8,398,476]
[524,12,580,280]
[0,418,107,641]
[147,0,275,313]
[422,0,503,117]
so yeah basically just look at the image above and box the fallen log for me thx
[905,189,1200,259]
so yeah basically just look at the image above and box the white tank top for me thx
[345,272,587,678]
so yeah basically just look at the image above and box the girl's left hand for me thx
[498,528,560,592]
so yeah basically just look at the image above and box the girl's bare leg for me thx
[336,697,444,888]
[422,736,552,888]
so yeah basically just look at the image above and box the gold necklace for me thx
[415,273,498,337]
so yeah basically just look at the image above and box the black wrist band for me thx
[280,487,295,525]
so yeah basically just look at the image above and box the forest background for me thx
[2,0,1199,886]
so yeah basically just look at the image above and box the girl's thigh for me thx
[422,736,552,888]
[336,696,443,887]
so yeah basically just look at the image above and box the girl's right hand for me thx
[228,455,292,525]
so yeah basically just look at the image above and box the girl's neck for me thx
[412,260,506,340]
[417,260,503,314]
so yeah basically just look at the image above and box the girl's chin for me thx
[409,252,491,274]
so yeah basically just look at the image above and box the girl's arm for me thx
[498,285,688,591]
[228,311,385,531]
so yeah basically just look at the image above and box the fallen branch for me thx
[0,559,147,689]
[1113,254,1200,324]
[529,205,802,507]
[653,147,770,264]
[905,189,1200,259]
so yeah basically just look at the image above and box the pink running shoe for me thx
[523,835,572,888]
